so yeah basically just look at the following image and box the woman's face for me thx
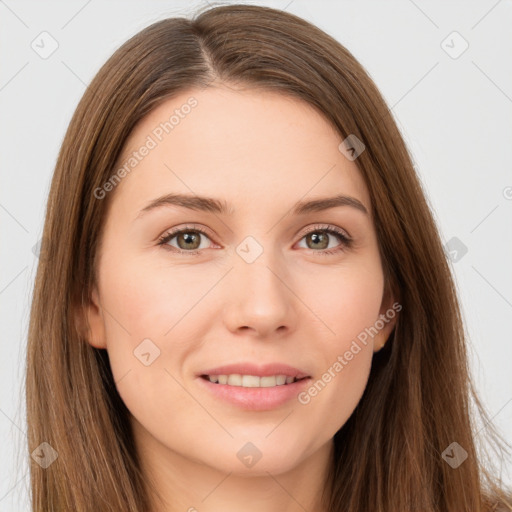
[85,85,396,476]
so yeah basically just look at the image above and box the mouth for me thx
[195,362,312,410]
[196,370,312,411]
[200,374,309,388]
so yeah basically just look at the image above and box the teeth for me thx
[206,374,298,387]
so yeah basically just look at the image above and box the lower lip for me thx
[196,376,312,411]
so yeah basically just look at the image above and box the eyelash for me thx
[157,223,352,257]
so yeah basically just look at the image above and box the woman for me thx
[26,3,512,511]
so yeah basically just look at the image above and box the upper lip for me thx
[198,362,310,380]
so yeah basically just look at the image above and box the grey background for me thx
[1,0,511,509]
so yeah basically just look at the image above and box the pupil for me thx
[180,232,199,249]
[310,232,328,249]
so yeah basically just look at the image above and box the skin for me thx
[84,83,397,512]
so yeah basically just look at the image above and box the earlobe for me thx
[372,322,395,353]
[373,282,399,353]
[79,286,107,349]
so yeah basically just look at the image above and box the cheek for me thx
[293,262,383,432]
[298,259,384,344]
[95,256,174,383]
[296,318,375,445]
[100,254,202,342]
[97,253,218,402]
[97,257,199,435]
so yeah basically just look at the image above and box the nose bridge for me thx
[224,233,296,335]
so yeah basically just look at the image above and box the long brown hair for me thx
[26,3,512,511]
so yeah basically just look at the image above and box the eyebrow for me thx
[136,192,369,219]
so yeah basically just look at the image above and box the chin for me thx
[196,440,311,477]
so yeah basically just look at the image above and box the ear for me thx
[373,279,399,353]
[77,286,107,349]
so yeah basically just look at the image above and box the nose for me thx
[222,246,298,339]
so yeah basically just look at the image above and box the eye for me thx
[157,225,214,255]
[296,224,352,256]
[157,223,352,256]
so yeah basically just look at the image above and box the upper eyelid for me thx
[301,224,350,238]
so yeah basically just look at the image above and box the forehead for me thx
[112,85,371,219]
